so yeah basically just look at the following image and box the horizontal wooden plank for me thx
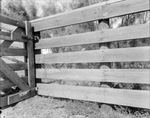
[36,47,150,64]
[31,0,150,31]
[2,56,24,64]
[36,23,150,49]
[36,69,150,84]
[0,23,17,31]
[0,15,25,28]
[0,77,28,91]
[0,31,29,42]
[0,88,36,107]
[37,84,150,109]
[0,48,27,56]
[0,31,11,40]
[8,63,27,71]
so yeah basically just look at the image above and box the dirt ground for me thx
[1,95,150,118]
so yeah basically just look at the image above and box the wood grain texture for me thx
[36,69,150,84]
[0,15,25,28]
[0,31,11,40]
[0,28,25,48]
[0,31,29,42]
[37,84,150,109]
[0,40,13,48]
[0,58,30,91]
[0,48,27,56]
[36,23,149,49]
[36,47,150,64]
[31,0,149,31]
[0,64,27,78]
[8,63,27,71]
[0,77,28,91]
[25,21,35,87]
[1,56,24,64]
[0,88,36,107]
[0,23,16,32]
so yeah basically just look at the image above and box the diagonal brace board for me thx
[0,58,30,91]
[0,40,13,48]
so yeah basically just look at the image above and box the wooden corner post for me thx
[25,21,35,88]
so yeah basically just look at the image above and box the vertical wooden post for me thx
[25,21,35,87]
[24,42,28,77]
[33,31,41,74]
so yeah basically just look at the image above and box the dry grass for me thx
[1,96,150,118]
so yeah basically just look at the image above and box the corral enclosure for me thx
[0,0,150,111]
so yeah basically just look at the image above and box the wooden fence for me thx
[31,0,150,109]
[0,15,36,107]
[0,0,150,109]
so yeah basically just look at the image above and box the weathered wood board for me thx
[37,84,150,109]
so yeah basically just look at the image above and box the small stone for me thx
[100,104,113,113]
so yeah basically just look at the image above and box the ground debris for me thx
[1,95,150,118]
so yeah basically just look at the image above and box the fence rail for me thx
[37,84,150,109]
[0,15,25,28]
[36,47,149,63]
[31,0,149,31]
[36,69,149,84]
[32,0,150,109]
[35,23,149,49]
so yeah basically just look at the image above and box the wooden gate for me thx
[0,15,36,107]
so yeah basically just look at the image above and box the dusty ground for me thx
[1,96,150,118]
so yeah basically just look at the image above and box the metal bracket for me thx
[19,90,30,97]
[34,36,40,43]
